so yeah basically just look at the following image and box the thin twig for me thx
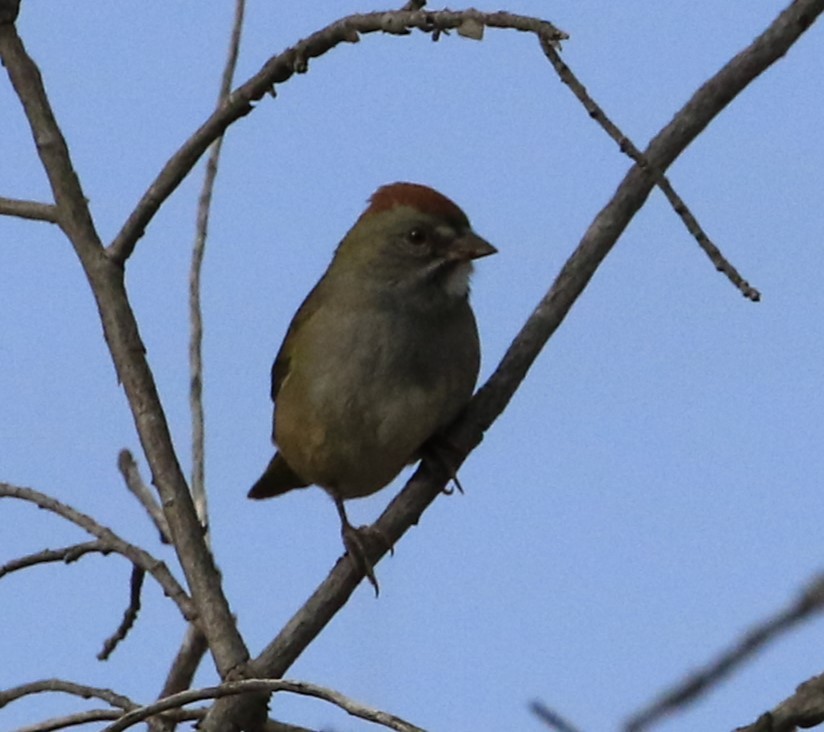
[117,449,171,543]
[13,709,202,732]
[103,679,426,732]
[15,709,122,732]
[625,573,824,731]
[539,37,761,302]
[106,9,566,263]
[0,540,110,577]
[202,1,824,727]
[531,700,585,732]
[189,0,246,533]
[0,482,196,622]
[0,195,58,223]
[0,678,138,711]
[98,565,146,660]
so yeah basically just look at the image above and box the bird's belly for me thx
[277,368,450,498]
[274,305,477,499]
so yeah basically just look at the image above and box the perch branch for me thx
[201,0,824,728]
[735,672,824,732]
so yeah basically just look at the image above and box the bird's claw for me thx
[423,435,466,495]
[341,523,393,596]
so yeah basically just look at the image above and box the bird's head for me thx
[331,182,497,304]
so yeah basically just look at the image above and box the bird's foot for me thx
[423,435,466,495]
[341,523,392,596]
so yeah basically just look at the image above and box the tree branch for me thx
[538,38,761,302]
[0,20,250,679]
[106,9,566,263]
[201,0,824,727]
[0,678,137,712]
[117,449,170,544]
[102,679,425,732]
[0,195,58,223]
[735,672,824,732]
[531,700,585,732]
[625,573,824,731]
[0,540,110,577]
[98,565,146,661]
[189,0,245,532]
[0,482,196,622]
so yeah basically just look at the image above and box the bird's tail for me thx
[248,453,309,499]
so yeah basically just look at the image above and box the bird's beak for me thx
[448,231,498,262]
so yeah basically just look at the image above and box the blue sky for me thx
[2,2,824,731]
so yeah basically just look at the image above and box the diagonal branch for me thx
[117,449,171,543]
[531,700,585,732]
[106,9,566,263]
[624,573,824,731]
[0,482,196,622]
[201,0,824,728]
[98,565,146,661]
[539,38,761,302]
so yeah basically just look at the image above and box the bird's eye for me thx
[406,227,428,246]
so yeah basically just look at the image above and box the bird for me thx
[248,182,496,592]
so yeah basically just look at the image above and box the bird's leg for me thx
[332,494,391,596]
[421,434,465,495]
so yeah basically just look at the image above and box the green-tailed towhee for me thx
[249,182,496,591]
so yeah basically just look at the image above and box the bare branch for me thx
[202,1,824,727]
[189,0,246,532]
[0,195,58,223]
[102,679,426,732]
[0,678,137,711]
[531,700,585,732]
[15,709,122,732]
[735,672,824,732]
[157,624,209,698]
[0,22,250,677]
[539,37,761,302]
[98,565,146,661]
[625,573,824,731]
[0,540,110,577]
[0,482,196,622]
[106,9,566,263]
[117,449,170,544]
[13,708,202,732]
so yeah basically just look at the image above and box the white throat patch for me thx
[445,261,473,299]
